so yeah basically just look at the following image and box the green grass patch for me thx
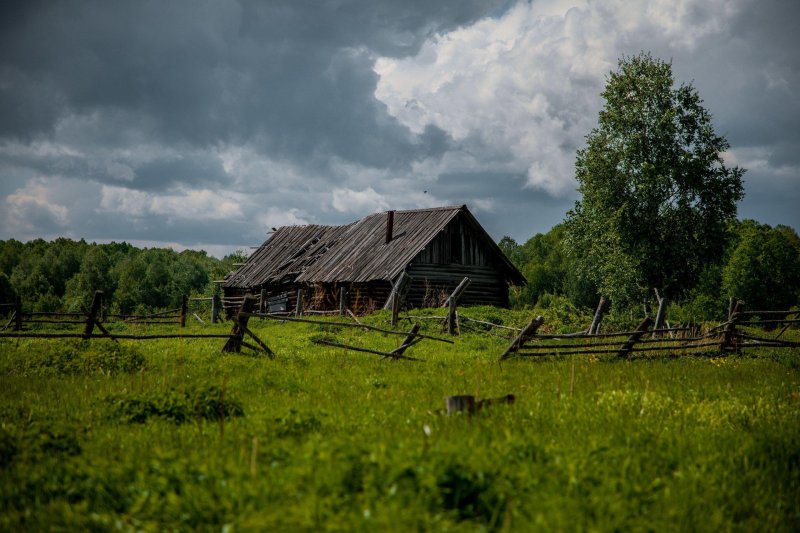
[1,308,799,530]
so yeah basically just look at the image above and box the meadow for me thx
[1,307,799,531]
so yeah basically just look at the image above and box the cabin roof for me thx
[223,205,524,288]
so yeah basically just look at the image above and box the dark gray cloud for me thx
[1,0,798,254]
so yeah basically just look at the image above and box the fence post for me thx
[83,290,104,339]
[652,293,668,337]
[385,272,411,325]
[617,316,653,358]
[443,277,471,335]
[339,286,347,316]
[211,293,220,324]
[295,289,304,317]
[260,289,266,314]
[180,295,188,328]
[589,296,607,334]
[222,295,257,353]
[14,295,22,331]
[720,300,743,353]
[500,315,544,361]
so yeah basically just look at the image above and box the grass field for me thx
[1,307,799,531]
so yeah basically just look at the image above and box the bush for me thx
[108,385,244,425]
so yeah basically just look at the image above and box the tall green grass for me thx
[1,308,798,530]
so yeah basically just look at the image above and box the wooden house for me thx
[222,205,525,314]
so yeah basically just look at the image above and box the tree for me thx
[722,221,800,311]
[64,246,115,311]
[564,53,744,306]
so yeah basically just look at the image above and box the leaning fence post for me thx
[617,316,653,359]
[443,277,471,335]
[652,292,668,337]
[500,315,544,361]
[720,300,743,353]
[385,272,411,325]
[14,295,22,331]
[83,290,104,339]
[180,295,188,328]
[589,296,607,334]
[223,295,257,353]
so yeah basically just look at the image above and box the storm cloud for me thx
[1,0,798,254]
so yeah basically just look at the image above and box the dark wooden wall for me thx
[224,213,513,313]
[411,215,491,267]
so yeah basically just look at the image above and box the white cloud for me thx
[374,0,745,196]
[98,186,247,220]
[3,177,70,234]
[255,207,310,230]
[331,187,390,214]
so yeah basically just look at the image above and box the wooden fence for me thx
[0,291,271,356]
[500,301,800,361]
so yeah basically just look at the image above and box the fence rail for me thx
[499,300,799,361]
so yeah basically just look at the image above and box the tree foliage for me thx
[722,221,800,311]
[0,239,236,313]
[564,53,744,305]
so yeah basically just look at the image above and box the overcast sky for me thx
[1,0,798,257]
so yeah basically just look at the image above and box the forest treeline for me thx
[2,217,798,320]
[501,219,800,321]
[0,238,246,314]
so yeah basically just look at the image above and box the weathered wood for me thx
[211,293,220,324]
[295,289,304,317]
[180,295,188,328]
[446,395,476,415]
[385,209,394,244]
[447,297,458,335]
[458,316,522,332]
[719,300,743,353]
[222,295,257,353]
[247,312,453,343]
[442,277,470,335]
[442,277,471,307]
[617,316,653,358]
[83,291,103,339]
[313,338,422,361]
[652,294,668,337]
[237,322,274,357]
[445,394,516,415]
[339,286,347,316]
[1,311,16,331]
[589,296,607,334]
[384,271,411,310]
[391,323,421,357]
[500,315,544,360]
[192,312,206,325]
[14,295,22,331]
[260,289,266,314]
[519,341,722,357]
[346,309,361,324]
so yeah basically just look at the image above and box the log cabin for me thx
[222,205,525,314]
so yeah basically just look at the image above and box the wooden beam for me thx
[617,316,653,358]
[589,296,607,334]
[83,291,103,340]
[222,295,257,353]
[500,315,544,360]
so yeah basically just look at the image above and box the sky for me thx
[1,0,798,257]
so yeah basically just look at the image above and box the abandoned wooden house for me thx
[222,205,525,314]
